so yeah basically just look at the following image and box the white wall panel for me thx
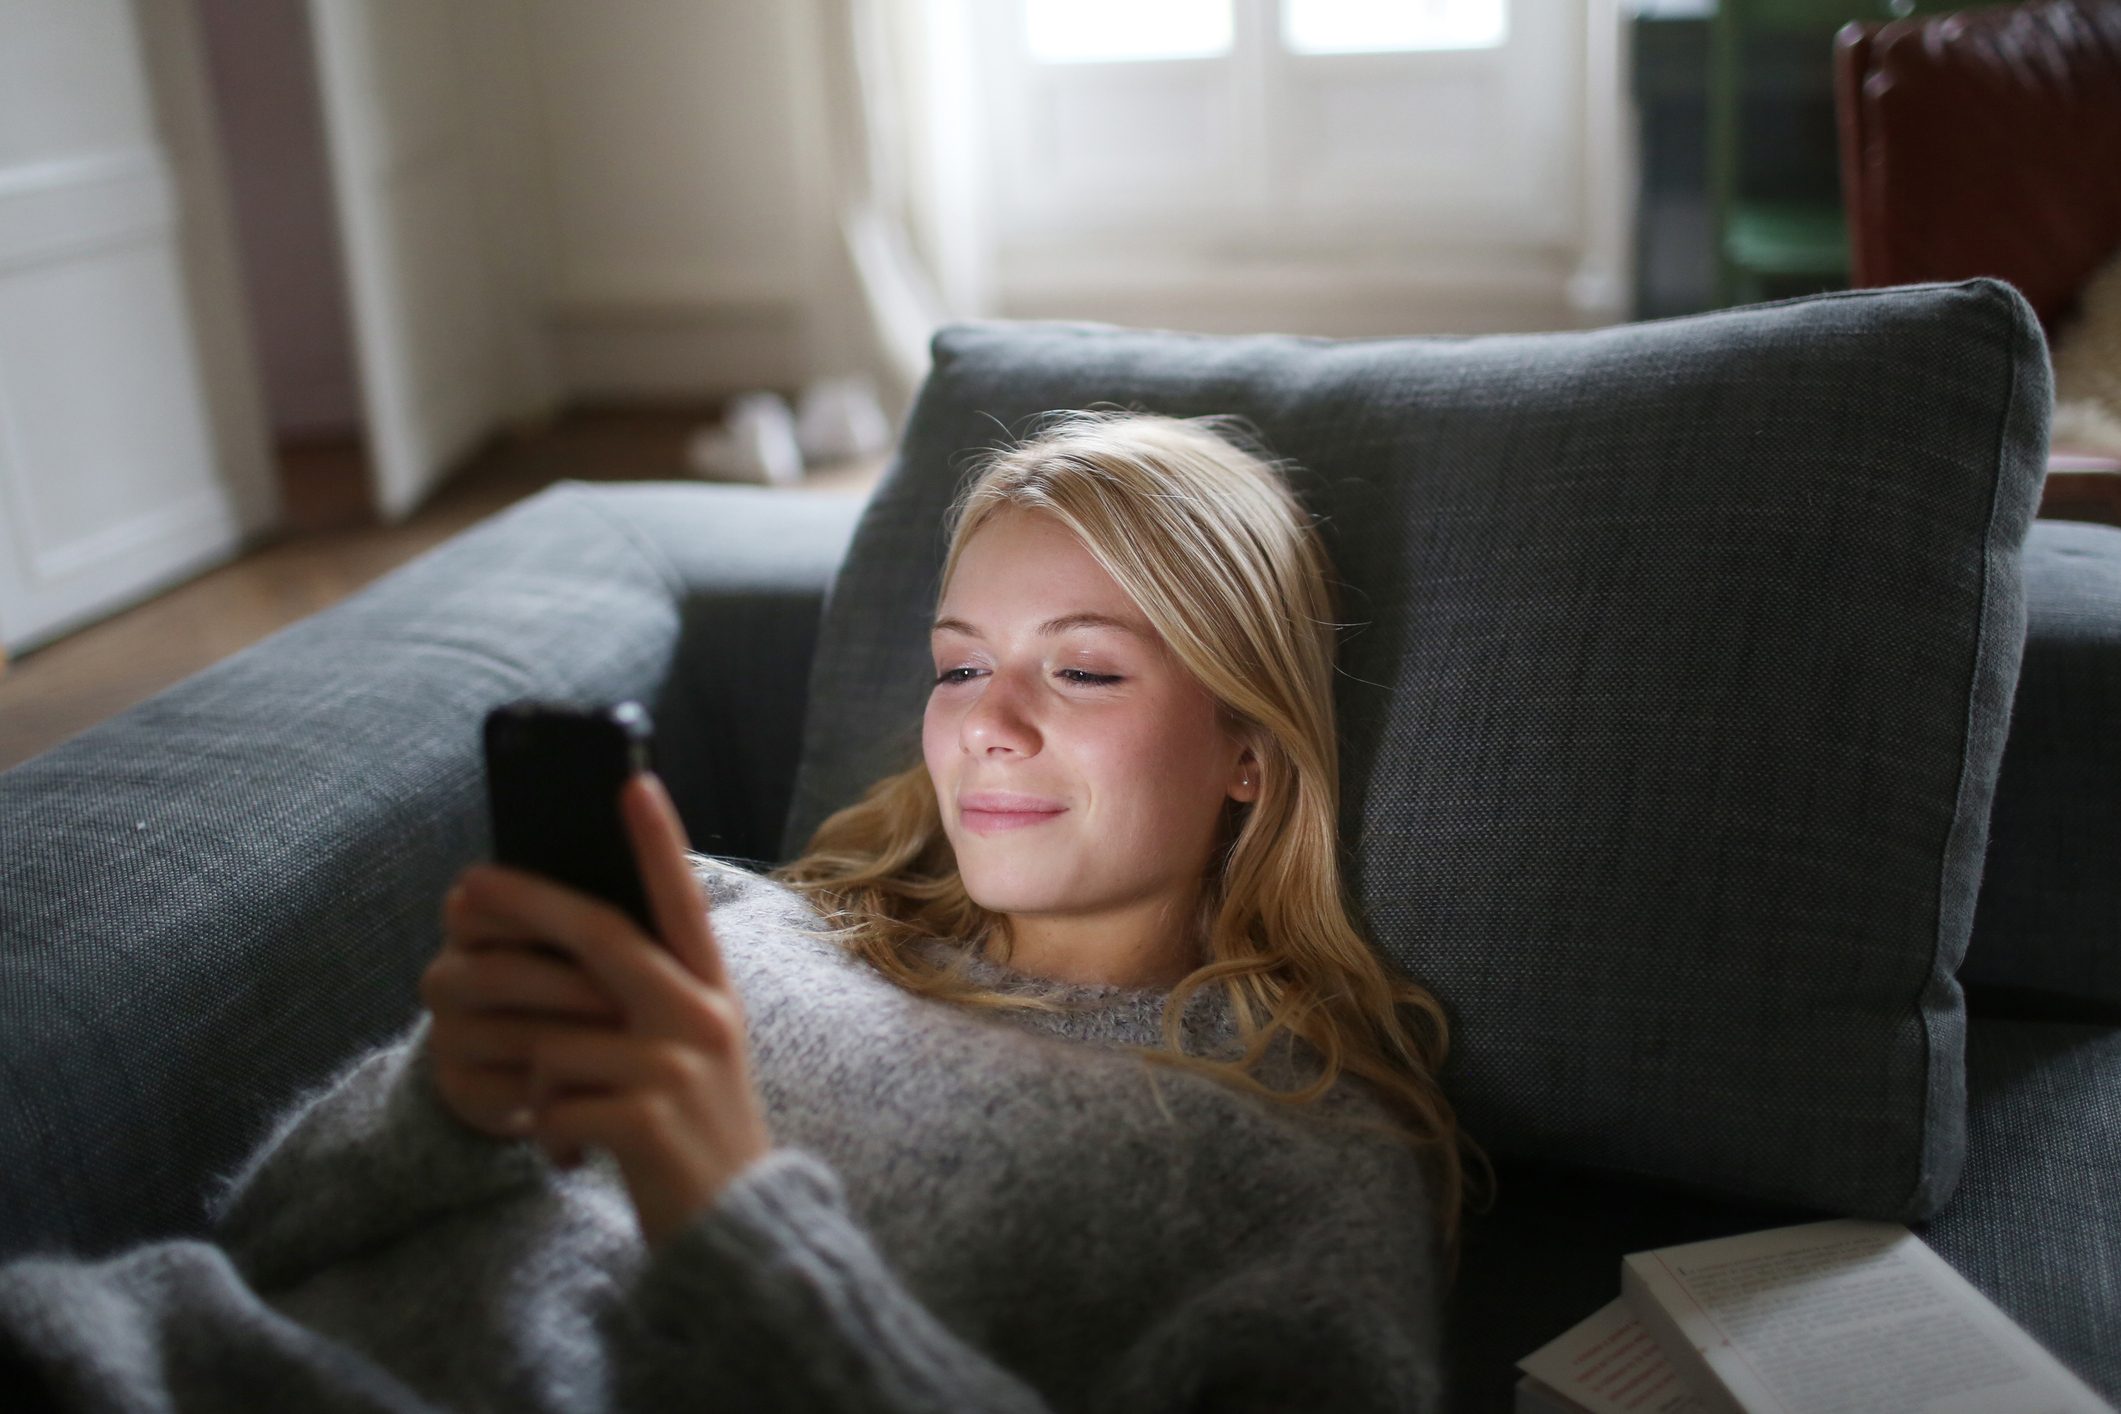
[310,0,548,518]
[0,0,269,655]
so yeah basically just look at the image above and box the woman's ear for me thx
[1229,746,1261,804]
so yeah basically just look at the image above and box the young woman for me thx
[426,411,1487,1396]
[0,412,1485,1412]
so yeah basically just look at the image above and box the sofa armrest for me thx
[1965,517,2121,1015]
[576,484,863,865]
[0,480,860,1262]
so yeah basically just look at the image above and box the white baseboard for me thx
[547,298,810,402]
[995,253,1592,337]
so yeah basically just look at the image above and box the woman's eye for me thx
[930,667,1122,687]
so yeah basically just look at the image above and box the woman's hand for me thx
[420,772,773,1249]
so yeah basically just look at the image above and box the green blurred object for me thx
[1707,0,1932,306]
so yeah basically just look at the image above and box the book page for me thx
[1621,1219,2113,1414]
[1517,1296,1707,1414]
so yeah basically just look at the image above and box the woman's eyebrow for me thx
[930,612,1150,640]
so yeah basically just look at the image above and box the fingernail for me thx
[502,1106,533,1136]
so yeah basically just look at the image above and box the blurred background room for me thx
[1,0,2116,768]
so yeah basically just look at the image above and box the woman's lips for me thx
[961,807,1066,834]
[958,793,1067,835]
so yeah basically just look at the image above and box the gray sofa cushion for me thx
[783,282,2050,1221]
[1964,520,2121,1008]
[0,481,857,1260]
[1915,1018,2121,1402]
[1442,1016,2119,1413]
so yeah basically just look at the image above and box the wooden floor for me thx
[0,408,884,773]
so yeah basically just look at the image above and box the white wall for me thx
[527,0,824,401]
[304,0,561,518]
[0,0,276,653]
[449,0,562,430]
[138,0,278,525]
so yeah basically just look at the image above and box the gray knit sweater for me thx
[0,861,1445,1412]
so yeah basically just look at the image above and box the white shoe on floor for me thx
[686,392,805,486]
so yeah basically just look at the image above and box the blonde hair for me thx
[769,409,1492,1273]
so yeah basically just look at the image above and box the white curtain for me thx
[809,0,994,417]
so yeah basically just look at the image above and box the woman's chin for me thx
[957,867,1071,918]
[964,888,1057,917]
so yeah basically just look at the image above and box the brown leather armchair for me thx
[1836,0,2121,520]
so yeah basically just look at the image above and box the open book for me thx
[1516,1220,2113,1414]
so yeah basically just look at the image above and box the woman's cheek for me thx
[1082,718,1170,818]
[921,696,954,783]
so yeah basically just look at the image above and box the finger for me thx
[434,1062,538,1139]
[444,914,540,970]
[458,863,693,1023]
[529,1091,665,1173]
[425,945,622,1023]
[526,1030,709,1112]
[457,861,742,1047]
[433,1012,588,1070]
[622,774,729,992]
[446,886,562,956]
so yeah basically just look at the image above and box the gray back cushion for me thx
[784,282,2050,1221]
[1964,519,2121,1007]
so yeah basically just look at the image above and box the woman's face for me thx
[923,508,1256,929]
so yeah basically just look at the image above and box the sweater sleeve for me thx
[0,1239,444,1413]
[610,1145,1057,1414]
[610,1146,1444,1414]
[0,1013,543,1414]
[1096,1240,1447,1412]
[205,1010,547,1291]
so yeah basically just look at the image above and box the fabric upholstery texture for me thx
[0,482,860,1260]
[1916,1018,2121,1401]
[783,283,2052,1220]
[591,485,863,866]
[1442,1017,2119,1412]
[1964,520,2121,1006]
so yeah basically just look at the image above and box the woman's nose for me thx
[961,668,1041,755]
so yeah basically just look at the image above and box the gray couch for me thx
[3,286,2115,1411]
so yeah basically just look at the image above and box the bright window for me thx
[985,0,1574,259]
[1281,0,1508,53]
[1022,1,1510,65]
[1022,0,1234,64]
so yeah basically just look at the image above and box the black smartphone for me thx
[482,700,659,941]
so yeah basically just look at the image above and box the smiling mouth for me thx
[960,806,1067,835]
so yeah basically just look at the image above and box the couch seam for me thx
[1918,280,2023,1217]
[938,279,2009,350]
[563,482,693,604]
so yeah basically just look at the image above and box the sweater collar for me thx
[904,937,1256,1062]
